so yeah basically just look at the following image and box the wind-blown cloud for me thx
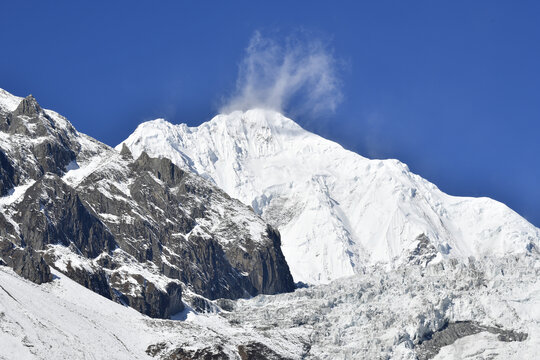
[221,31,343,115]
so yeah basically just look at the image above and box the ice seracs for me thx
[120,109,540,284]
[3,247,538,359]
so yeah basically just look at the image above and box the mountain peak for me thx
[119,143,133,159]
[129,110,301,140]
[120,107,540,285]
[212,108,302,133]
[14,94,42,117]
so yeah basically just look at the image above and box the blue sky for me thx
[1,1,539,225]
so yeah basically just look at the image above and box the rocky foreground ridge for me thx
[0,89,294,318]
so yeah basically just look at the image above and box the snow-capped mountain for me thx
[1,88,540,360]
[120,109,540,284]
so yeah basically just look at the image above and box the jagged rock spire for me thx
[14,94,42,117]
[119,143,133,159]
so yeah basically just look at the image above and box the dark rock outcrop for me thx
[238,342,292,360]
[146,342,291,360]
[415,320,528,360]
[9,248,53,284]
[0,149,18,196]
[0,94,78,181]
[0,240,52,284]
[14,174,117,258]
[13,94,42,117]
[65,262,112,299]
[232,225,295,295]
[110,272,184,318]
[147,344,230,360]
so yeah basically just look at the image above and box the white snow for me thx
[119,109,540,284]
[0,265,296,359]
[0,88,23,113]
[47,244,95,273]
[99,213,135,224]
[0,267,153,360]
[0,181,35,208]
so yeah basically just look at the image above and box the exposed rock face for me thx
[13,94,42,117]
[158,346,230,360]
[0,90,294,318]
[238,342,291,360]
[14,174,117,258]
[0,95,78,180]
[110,272,184,319]
[407,233,438,266]
[415,321,528,360]
[0,149,17,196]
[146,342,290,360]
[61,262,112,299]
[0,240,52,284]
[224,225,294,296]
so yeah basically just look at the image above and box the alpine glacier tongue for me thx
[119,109,540,284]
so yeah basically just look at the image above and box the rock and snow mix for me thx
[0,89,294,319]
[1,88,539,359]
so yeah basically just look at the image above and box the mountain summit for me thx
[120,109,540,284]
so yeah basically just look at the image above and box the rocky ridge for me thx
[0,89,294,318]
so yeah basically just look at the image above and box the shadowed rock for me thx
[0,240,52,284]
[14,174,117,258]
[0,149,18,196]
[147,344,230,359]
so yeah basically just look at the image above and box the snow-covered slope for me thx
[120,109,540,284]
[0,266,296,360]
[0,267,150,359]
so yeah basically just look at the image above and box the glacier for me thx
[1,251,538,359]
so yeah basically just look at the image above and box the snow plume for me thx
[221,31,343,115]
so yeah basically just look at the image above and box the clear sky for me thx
[1,1,539,226]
